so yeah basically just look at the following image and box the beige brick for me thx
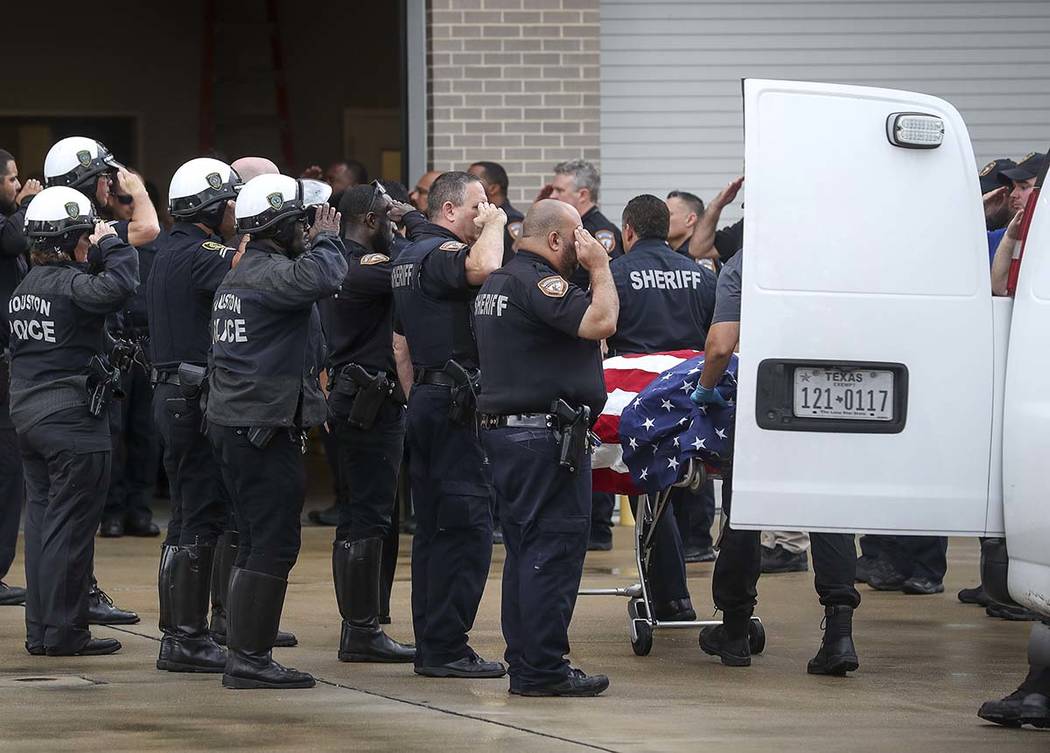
[465,121,504,134]
[543,121,581,134]
[542,38,582,52]
[463,94,505,107]
[451,80,485,93]
[483,134,524,148]
[482,0,523,8]
[451,53,485,65]
[481,25,522,38]
[484,79,523,92]
[482,52,523,66]
[502,39,542,53]
[500,11,543,24]
[503,66,543,80]
[522,52,561,66]
[504,94,544,107]
[539,11,582,24]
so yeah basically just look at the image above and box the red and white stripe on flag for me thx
[592,350,700,495]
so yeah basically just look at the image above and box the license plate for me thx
[792,367,894,421]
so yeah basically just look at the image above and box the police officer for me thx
[43,136,158,626]
[474,199,616,696]
[687,176,744,264]
[468,161,524,265]
[207,174,346,689]
[540,159,623,550]
[608,194,717,621]
[146,157,243,673]
[0,148,39,607]
[390,170,506,678]
[691,251,861,675]
[320,182,415,663]
[9,186,139,656]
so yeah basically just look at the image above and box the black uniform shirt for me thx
[608,237,716,355]
[500,200,524,266]
[207,234,348,429]
[572,206,623,289]
[391,222,480,371]
[473,250,606,417]
[0,202,30,352]
[714,219,744,262]
[146,223,236,370]
[319,238,397,375]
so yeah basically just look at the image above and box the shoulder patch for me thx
[439,241,467,252]
[201,240,227,252]
[507,221,523,240]
[360,253,390,265]
[594,229,616,253]
[537,275,569,298]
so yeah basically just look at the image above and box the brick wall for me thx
[427,0,600,207]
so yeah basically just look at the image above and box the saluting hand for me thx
[15,178,42,206]
[983,186,1008,220]
[386,199,417,225]
[713,176,744,209]
[89,221,117,245]
[474,202,507,229]
[574,226,609,271]
[115,168,147,198]
[311,204,341,237]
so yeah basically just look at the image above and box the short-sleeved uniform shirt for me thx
[473,250,606,417]
[711,250,742,325]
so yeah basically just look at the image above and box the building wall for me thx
[427,0,601,207]
[600,0,1050,225]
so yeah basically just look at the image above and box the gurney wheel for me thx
[748,620,765,655]
[631,620,653,656]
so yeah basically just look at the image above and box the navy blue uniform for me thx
[146,223,236,546]
[571,207,622,290]
[208,235,347,579]
[474,250,605,690]
[8,235,138,653]
[319,240,406,543]
[0,201,30,586]
[500,201,524,265]
[608,237,717,611]
[390,222,494,667]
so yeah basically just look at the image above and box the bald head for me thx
[410,170,442,212]
[518,199,582,276]
[232,156,279,182]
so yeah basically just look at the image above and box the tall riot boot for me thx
[222,568,314,689]
[378,516,400,625]
[157,542,227,673]
[333,537,415,663]
[807,605,859,676]
[210,532,297,648]
[157,545,177,636]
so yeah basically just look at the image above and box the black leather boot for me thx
[157,543,227,673]
[979,666,1050,728]
[699,610,752,666]
[807,605,859,676]
[87,576,140,625]
[210,533,297,648]
[222,568,314,689]
[333,538,415,663]
[379,522,399,625]
[157,545,177,634]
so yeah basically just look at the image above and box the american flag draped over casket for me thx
[592,351,739,495]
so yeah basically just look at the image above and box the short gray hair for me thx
[553,159,600,203]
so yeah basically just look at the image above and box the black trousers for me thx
[0,365,23,581]
[103,366,159,521]
[628,495,690,605]
[481,425,590,689]
[210,424,305,580]
[868,534,948,582]
[671,479,716,550]
[330,399,406,542]
[19,407,110,652]
[589,492,615,543]
[712,466,860,616]
[153,383,227,546]
[406,385,493,666]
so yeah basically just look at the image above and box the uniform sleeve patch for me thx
[360,253,390,265]
[439,241,467,251]
[202,240,229,252]
[507,221,523,240]
[594,229,616,253]
[537,275,569,298]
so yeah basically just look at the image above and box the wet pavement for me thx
[1,505,1047,752]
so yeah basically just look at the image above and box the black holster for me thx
[85,354,123,417]
[177,363,209,430]
[339,364,395,430]
[550,399,591,473]
[445,360,480,426]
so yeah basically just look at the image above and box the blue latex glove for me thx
[690,384,729,407]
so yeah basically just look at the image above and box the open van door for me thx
[730,79,996,536]
[1002,160,1050,614]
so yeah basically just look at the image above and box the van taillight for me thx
[1007,188,1041,297]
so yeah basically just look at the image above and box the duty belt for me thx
[479,412,555,430]
[415,367,473,388]
[150,367,180,387]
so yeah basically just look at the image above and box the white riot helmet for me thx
[24,187,96,238]
[169,157,241,219]
[234,174,331,236]
[43,136,123,192]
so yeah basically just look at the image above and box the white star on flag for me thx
[692,437,706,450]
[639,468,648,480]
[715,427,727,439]
[661,399,673,412]
[688,366,701,374]
[667,457,679,470]
[678,417,688,426]
[672,436,680,447]
[642,417,655,431]
[680,380,694,393]
[628,437,638,449]
[697,405,707,415]
[661,373,673,381]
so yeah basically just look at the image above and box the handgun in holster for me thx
[343,363,394,430]
[444,360,480,426]
[85,354,123,417]
[174,363,210,429]
[551,399,591,473]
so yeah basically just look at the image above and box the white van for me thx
[728,79,1048,722]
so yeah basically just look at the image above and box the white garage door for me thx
[600,0,1050,225]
